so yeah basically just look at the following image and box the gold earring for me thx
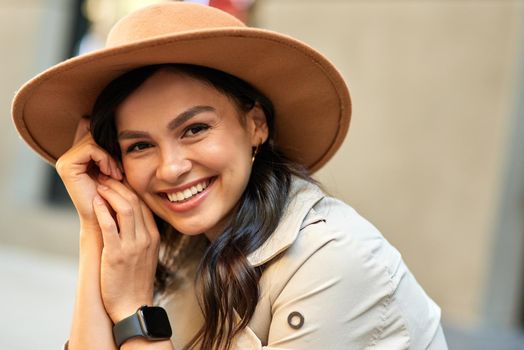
[251,144,260,163]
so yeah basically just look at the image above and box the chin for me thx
[163,217,216,238]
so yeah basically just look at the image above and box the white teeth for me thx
[165,179,210,202]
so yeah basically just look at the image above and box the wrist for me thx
[79,220,102,241]
[109,299,154,324]
[120,337,173,350]
[110,306,144,325]
[121,338,173,350]
[79,218,102,233]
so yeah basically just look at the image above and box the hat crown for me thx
[106,2,246,48]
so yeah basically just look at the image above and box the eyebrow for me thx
[118,105,216,140]
[168,105,215,130]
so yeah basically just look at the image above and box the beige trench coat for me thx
[158,178,448,349]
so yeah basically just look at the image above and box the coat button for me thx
[287,311,304,329]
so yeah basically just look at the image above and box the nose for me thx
[155,148,192,182]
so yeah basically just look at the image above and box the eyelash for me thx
[124,124,210,154]
[126,142,152,154]
[183,123,210,137]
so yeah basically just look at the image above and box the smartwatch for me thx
[112,305,172,347]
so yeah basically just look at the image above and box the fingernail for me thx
[94,195,104,205]
[98,184,108,191]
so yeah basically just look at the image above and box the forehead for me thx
[115,68,249,131]
[116,69,224,121]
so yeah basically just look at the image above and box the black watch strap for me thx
[113,311,144,347]
[113,306,172,348]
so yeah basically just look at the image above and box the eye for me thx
[183,123,210,137]
[126,142,152,154]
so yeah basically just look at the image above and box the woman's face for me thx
[115,69,268,239]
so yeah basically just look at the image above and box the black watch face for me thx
[141,307,172,338]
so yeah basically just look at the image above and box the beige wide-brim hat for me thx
[12,2,351,172]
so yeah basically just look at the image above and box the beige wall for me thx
[0,0,79,255]
[253,0,524,327]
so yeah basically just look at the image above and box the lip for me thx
[160,176,216,213]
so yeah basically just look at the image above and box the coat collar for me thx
[247,177,325,267]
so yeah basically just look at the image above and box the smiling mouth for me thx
[163,177,214,203]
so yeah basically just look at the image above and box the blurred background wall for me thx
[1,0,524,349]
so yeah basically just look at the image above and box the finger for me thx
[140,201,157,235]
[89,147,113,177]
[101,153,121,180]
[140,201,159,247]
[57,140,113,179]
[97,184,136,240]
[112,159,123,180]
[100,177,141,212]
[72,124,120,179]
[98,150,123,180]
[107,157,119,180]
[92,195,119,249]
[91,150,120,181]
[73,117,91,145]
[101,177,150,245]
[117,161,124,176]
[133,200,151,249]
[112,161,122,180]
[68,138,111,176]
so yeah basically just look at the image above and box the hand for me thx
[93,176,160,323]
[56,117,123,228]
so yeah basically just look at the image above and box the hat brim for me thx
[12,27,351,172]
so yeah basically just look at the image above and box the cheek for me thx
[200,136,251,171]
[122,160,150,193]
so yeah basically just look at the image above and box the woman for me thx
[12,2,447,350]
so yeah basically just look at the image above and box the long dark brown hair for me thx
[90,64,310,350]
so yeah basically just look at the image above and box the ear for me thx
[246,103,269,146]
